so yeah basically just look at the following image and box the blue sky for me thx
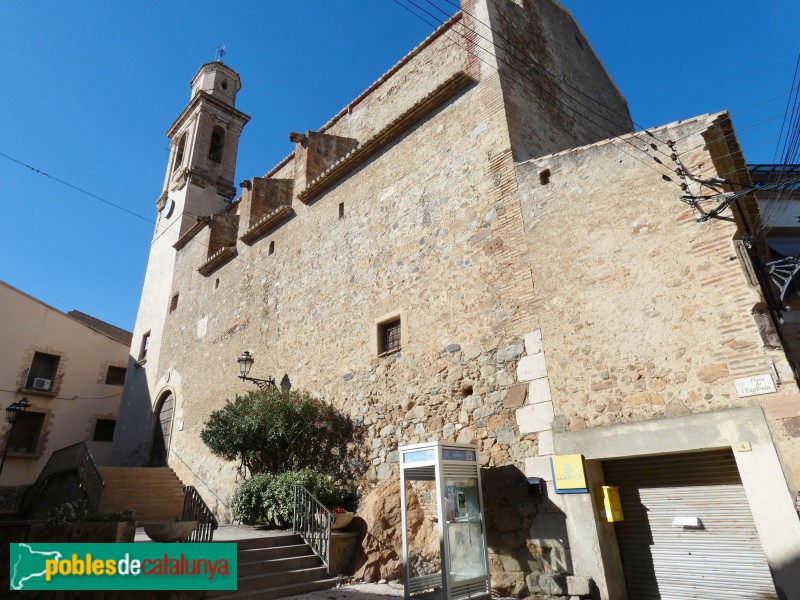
[0,1,797,332]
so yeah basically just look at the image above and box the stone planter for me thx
[70,521,136,543]
[143,520,198,543]
[329,531,360,575]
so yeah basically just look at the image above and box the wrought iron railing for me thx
[181,485,218,543]
[20,442,104,518]
[293,484,332,571]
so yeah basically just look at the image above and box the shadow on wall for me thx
[773,552,800,600]
[481,464,573,597]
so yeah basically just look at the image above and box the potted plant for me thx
[330,507,354,530]
[28,500,137,543]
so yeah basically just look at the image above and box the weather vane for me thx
[215,45,226,62]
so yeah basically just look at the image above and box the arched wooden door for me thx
[149,392,174,467]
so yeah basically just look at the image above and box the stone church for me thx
[113,0,800,597]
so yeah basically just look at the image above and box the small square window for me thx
[105,366,127,386]
[93,419,116,442]
[378,318,402,355]
[25,352,60,391]
[8,412,45,454]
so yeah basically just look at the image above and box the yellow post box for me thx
[597,486,624,522]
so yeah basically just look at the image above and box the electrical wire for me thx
[0,387,122,401]
[0,151,153,225]
[389,0,682,186]
[402,0,678,169]
[424,0,674,153]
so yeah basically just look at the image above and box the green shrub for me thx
[45,500,87,529]
[200,389,354,477]
[231,468,344,526]
[45,501,137,528]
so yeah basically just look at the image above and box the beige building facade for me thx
[0,281,131,498]
[113,0,800,598]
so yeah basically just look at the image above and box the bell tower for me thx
[113,62,249,466]
[158,61,250,238]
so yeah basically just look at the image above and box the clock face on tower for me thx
[163,198,176,219]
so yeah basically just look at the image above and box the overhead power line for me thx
[0,151,153,225]
[389,0,682,186]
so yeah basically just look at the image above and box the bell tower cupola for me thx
[157,61,250,238]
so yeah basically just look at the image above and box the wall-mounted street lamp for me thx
[0,397,31,481]
[237,351,276,391]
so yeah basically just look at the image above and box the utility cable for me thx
[405,0,677,167]
[0,387,122,401]
[0,151,153,226]
[389,0,682,186]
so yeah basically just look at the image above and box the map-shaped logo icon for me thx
[10,543,63,590]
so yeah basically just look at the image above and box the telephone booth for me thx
[399,441,491,600]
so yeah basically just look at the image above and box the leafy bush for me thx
[45,500,87,529]
[200,389,354,477]
[83,510,136,524]
[45,501,137,528]
[231,468,343,526]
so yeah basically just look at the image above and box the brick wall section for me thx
[239,177,293,230]
[206,214,239,258]
[293,132,359,193]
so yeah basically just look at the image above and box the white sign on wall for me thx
[734,374,776,398]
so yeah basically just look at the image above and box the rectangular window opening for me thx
[169,292,179,313]
[378,318,402,356]
[105,366,127,386]
[339,202,345,219]
[93,419,116,442]
[25,352,60,391]
[139,331,151,362]
[8,412,45,454]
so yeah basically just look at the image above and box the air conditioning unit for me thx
[32,378,52,391]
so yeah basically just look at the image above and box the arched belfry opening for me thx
[209,126,225,163]
[174,133,187,169]
[149,391,175,467]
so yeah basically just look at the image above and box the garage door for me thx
[603,449,777,600]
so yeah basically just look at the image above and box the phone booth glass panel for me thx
[400,442,490,600]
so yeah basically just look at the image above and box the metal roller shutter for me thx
[603,449,777,600]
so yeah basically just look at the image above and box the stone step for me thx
[99,467,181,476]
[236,565,328,592]
[100,491,185,502]
[98,466,186,521]
[207,576,338,599]
[238,544,313,563]
[238,554,321,578]
[229,534,303,551]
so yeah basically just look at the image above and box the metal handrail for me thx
[181,485,218,542]
[20,442,104,518]
[293,484,332,571]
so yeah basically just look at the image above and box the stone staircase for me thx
[97,467,185,523]
[208,533,338,599]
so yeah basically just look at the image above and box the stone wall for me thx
[515,114,800,491]
[114,1,800,597]
[490,0,632,163]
